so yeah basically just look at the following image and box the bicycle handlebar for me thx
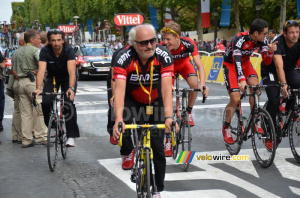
[31,91,70,107]
[117,121,176,147]
[174,86,207,103]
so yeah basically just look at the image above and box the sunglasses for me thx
[284,20,299,28]
[162,27,179,36]
[48,29,64,35]
[134,37,156,47]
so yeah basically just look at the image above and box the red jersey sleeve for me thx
[182,37,199,57]
[112,48,132,81]
[155,45,174,78]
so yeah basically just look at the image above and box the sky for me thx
[0,0,24,23]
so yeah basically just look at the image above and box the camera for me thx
[27,72,35,82]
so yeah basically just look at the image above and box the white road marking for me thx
[98,148,299,197]
[3,102,266,119]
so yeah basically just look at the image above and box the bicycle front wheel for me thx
[47,114,59,172]
[181,111,191,172]
[251,108,276,168]
[145,149,151,198]
[289,116,300,163]
[60,121,68,159]
[172,128,179,160]
[222,107,243,155]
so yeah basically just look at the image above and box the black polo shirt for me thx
[39,44,75,80]
[261,35,300,77]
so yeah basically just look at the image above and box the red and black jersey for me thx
[113,45,174,104]
[224,31,273,82]
[160,37,199,64]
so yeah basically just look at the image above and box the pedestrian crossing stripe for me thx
[176,151,196,163]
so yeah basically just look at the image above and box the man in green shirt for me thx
[12,29,47,148]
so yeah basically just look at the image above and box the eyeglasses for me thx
[134,37,156,47]
[284,20,299,28]
[162,27,179,36]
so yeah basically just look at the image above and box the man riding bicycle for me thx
[112,24,174,197]
[262,20,300,145]
[222,19,277,145]
[35,29,80,147]
[160,21,209,156]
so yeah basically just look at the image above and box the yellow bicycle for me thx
[118,122,175,198]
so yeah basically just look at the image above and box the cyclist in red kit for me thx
[222,19,278,145]
[160,21,209,156]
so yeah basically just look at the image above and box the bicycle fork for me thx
[141,130,157,194]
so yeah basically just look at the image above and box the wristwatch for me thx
[69,87,75,92]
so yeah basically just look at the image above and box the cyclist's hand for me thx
[67,89,75,101]
[34,89,41,97]
[268,41,278,53]
[239,81,247,93]
[113,121,125,140]
[110,96,114,107]
[164,118,173,133]
[200,84,209,97]
[282,84,288,98]
[172,85,175,92]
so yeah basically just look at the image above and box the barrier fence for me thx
[196,51,263,84]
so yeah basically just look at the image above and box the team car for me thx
[73,44,113,80]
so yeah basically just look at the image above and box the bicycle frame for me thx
[279,89,300,137]
[124,124,166,196]
[239,87,261,141]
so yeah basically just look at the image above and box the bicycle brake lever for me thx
[240,85,248,100]
[118,122,123,147]
[202,86,206,103]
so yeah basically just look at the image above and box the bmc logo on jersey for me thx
[236,62,243,76]
[182,40,191,49]
[117,49,131,65]
[235,37,245,48]
[156,47,172,63]
[130,73,160,82]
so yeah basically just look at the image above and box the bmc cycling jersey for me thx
[223,31,273,82]
[160,37,198,79]
[113,45,174,104]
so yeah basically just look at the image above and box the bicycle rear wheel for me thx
[222,107,243,155]
[289,116,300,163]
[60,121,68,159]
[181,111,191,172]
[251,108,276,168]
[47,114,58,172]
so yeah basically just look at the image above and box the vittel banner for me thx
[114,13,144,26]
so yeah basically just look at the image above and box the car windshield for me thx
[82,46,113,56]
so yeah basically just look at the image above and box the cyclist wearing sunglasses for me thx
[112,24,174,197]
[35,29,80,147]
[160,21,209,156]
[160,21,209,123]
[222,19,277,144]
